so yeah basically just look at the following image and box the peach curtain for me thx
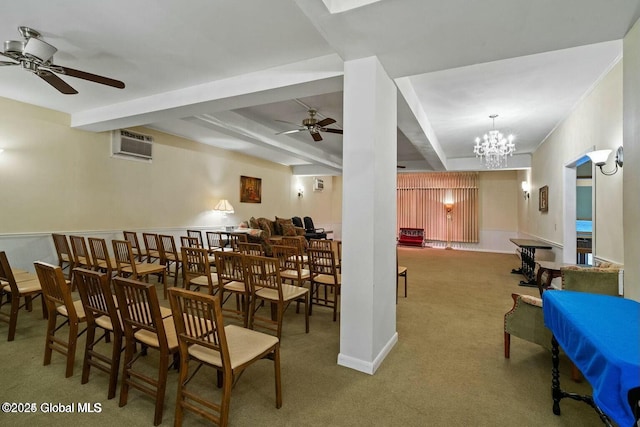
[397,172,479,243]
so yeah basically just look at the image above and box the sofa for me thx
[244,216,307,256]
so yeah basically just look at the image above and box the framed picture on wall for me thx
[539,185,549,212]
[240,176,262,203]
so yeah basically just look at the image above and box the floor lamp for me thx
[445,203,453,250]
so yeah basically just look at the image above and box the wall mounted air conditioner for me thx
[111,129,153,161]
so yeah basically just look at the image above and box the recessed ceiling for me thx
[0,0,637,174]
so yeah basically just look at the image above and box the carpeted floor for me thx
[0,248,603,426]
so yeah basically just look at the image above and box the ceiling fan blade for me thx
[311,131,323,142]
[321,127,343,134]
[37,70,78,94]
[316,117,336,127]
[397,165,406,169]
[53,65,125,89]
[276,128,306,135]
[0,61,18,66]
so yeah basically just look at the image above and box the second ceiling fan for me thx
[276,109,343,142]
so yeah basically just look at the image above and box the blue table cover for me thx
[543,291,640,427]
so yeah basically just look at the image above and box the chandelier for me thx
[473,114,515,169]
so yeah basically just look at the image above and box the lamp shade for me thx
[586,149,612,166]
[214,199,234,213]
[521,181,530,192]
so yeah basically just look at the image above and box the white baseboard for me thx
[337,332,398,375]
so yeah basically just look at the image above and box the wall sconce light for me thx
[213,199,234,214]
[521,181,530,199]
[297,186,304,198]
[0,148,4,154]
[586,146,623,176]
[445,203,453,213]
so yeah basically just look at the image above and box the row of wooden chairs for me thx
[31,261,280,426]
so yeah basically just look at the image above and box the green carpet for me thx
[0,248,603,426]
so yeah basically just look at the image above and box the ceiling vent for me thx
[111,129,153,161]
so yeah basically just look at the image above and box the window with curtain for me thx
[397,172,479,243]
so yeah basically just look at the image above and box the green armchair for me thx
[504,263,621,360]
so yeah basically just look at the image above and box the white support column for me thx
[338,56,398,374]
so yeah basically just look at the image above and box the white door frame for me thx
[563,147,595,264]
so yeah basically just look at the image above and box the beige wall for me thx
[623,18,640,301]
[479,170,518,231]
[0,97,301,233]
[526,60,624,262]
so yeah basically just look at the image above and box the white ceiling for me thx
[1,0,638,174]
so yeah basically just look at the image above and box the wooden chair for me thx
[231,233,249,252]
[143,232,162,264]
[123,231,145,262]
[245,254,309,339]
[396,248,407,303]
[74,268,122,399]
[309,238,332,250]
[181,247,218,295]
[88,237,117,280]
[230,233,247,251]
[34,261,87,378]
[187,230,206,251]
[272,244,310,290]
[181,236,201,249]
[214,251,249,327]
[336,240,342,272]
[281,237,308,267]
[113,276,179,426]
[236,242,264,256]
[307,247,342,321]
[69,235,92,270]
[112,240,168,298]
[158,234,182,286]
[0,251,45,341]
[168,287,282,427]
[206,231,233,253]
[52,233,74,279]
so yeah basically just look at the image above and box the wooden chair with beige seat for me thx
[113,276,179,426]
[74,268,122,400]
[52,233,74,280]
[397,248,407,303]
[168,287,282,427]
[142,233,162,264]
[158,234,183,287]
[206,231,234,253]
[281,236,308,267]
[187,229,206,250]
[123,231,145,262]
[236,242,265,256]
[272,244,310,291]
[306,247,341,321]
[88,237,117,280]
[214,251,250,327]
[112,239,168,298]
[69,235,93,271]
[34,261,87,378]
[245,254,309,339]
[0,251,45,341]
[181,246,218,295]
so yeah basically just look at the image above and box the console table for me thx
[543,291,640,426]
[398,228,424,247]
[509,238,552,287]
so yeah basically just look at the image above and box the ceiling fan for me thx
[0,26,125,95]
[276,109,343,142]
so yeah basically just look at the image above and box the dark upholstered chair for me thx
[297,216,326,240]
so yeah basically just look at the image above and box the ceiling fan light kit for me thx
[0,26,125,95]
